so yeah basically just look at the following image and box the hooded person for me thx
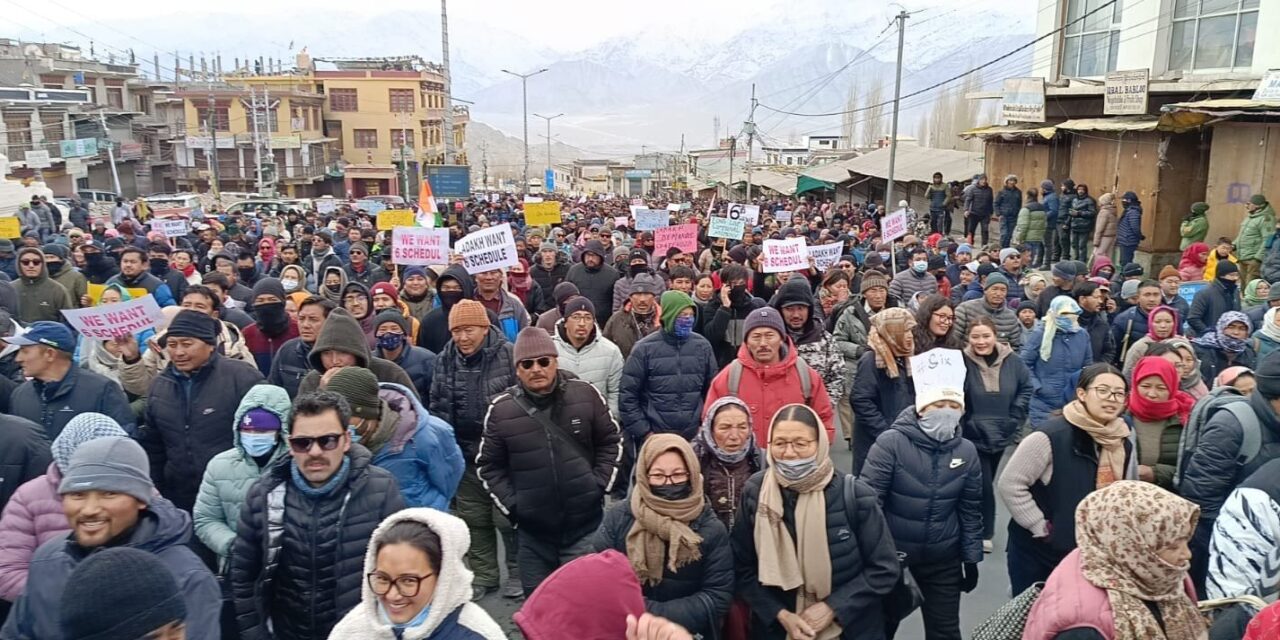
[398,266,437,321]
[241,277,300,375]
[371,282,422,345]
[1179,241,1211,282]
[296,307,418,400]
[692,396,765,531]
[535,281,582,333]
[850,307,917,472]
[565,239,621,327]
[372,309,435,401]
[341,281,379,350]
[40,243,86,309]
[1192,310,1257,383]
[319,264,349,305]
[418,264,476,354]
[278,263,309,297]
[514,550,646,640]
[1188,258,1243,336]
[13,246,73,323]
[771,277,847,410]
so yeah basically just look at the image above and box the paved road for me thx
[475,441,1019,639]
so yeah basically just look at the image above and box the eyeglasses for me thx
[367,572,434,597]
[567,314,595,324]
[350,250,365,255]
[647,471,690,485]
[19,259,42,266]
[518,357,553,370]
[287,433,344,453]
[769,439,817,453]
[1088,386,1126,402]
[931,312,954,324]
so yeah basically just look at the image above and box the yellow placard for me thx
[377,209,416,230]
[0,218,19,239]
[524,201,562,226]
[87,283,148,306]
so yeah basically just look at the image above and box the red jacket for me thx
[704,340,835,445]
[1246,601,1280,640]
[240,319,299,376]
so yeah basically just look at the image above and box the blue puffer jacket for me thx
[380,344,436,402]
[619,328,719,440]
[370,383,465,511]
[1116,200,1144,248]
[1043,191,1061,226]
[1021,323,1094,427]
[861,407,983,565]
[994,186,1023,218]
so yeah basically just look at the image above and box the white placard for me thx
[315,199,337,214]
[1104,69,1149,115]
[709,216,745,240]
[391,227,450,266]
[24,150,51,169]
[882,209,909,241]
[455,223,518,275]
[62,295,162,340]
[726,202,760,224]
[1002,77,1046,123]
[807,243,843,271]
[634,209,669,231]
[911,347,967,399]
[523,196,544,204]
[1254,69,1280,101]
[666,203,681,212]
[761,238,809,273]
[153,218,189,238]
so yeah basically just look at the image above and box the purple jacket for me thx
[0,465,69,602]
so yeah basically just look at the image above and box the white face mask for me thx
[918,407,962,442]
[282,278,299,292]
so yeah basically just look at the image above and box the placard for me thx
[356,199,388,215]
[1002,77,1045,123]
[1178,280,1207,306]
[391,227,450,266]
[315,199,337,214]
[666,203,681,212]
[726,203,761,225]
[613,216,629,228]
[86,284,148,306]
[807,243,843,271]
[24,150,51,169]
[709,216,745,240]
[761,238,809,273]
[455,223,518,275]
[0,218,20,238]
[630,198,644,207]
[524,201,562,226]
[1104,68,1149,115]
[62,295,162,339]
[634,209,669,231]
[153,218,189,238]
[882,209,908,241]
[910,348,966,402]
[377,209,416,230]
[653,223,698,255]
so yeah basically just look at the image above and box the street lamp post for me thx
[501,68,548,196]
[533,112,563,193]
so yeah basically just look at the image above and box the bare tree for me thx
[861,75,887,148]
[840,83,858,147]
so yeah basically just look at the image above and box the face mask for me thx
[1219,277,1238,293]
[348,426,362,444]
[629,263,647,277]
[775,456,818,481]
[438,290,464,308]
[45,261,63,275]
[912,261,928,273]
[730,285,749,304]
[256,301,288,326]
[378,601,433,630]
[281,278,299,292]
[879,251,891,261]
[673,315,695,338]
[85,253,107,269]
[238,267,256,282]
[650,482,692,501]
[377,333,405,351]
[918,408,961,442]
[1054,315,1079,333]
[149,257,169,276]
[240,432,277,457]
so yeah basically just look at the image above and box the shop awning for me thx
[959,123,1055,140]
[840,145,985,184]
[795,175,836,194]
[1163,98,1280,117]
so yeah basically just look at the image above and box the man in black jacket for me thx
[566,240,620,327]
[230,391,405,640]
[530,244,569,314]
[0,413,50,510]
[478,327,621,596]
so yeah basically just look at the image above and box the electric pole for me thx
[534,113,563,191]
[501,68,548,196]
[885,9,909,238]
[398,112,412,199]
[249,87,264,194]
[478,140,489,189]
[745,83,757,203]
[727,136,736,199]
[440,0,455,165]
[206,92,220,202]
[98,110,122,196]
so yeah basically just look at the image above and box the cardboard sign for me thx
[62,295,162,339]
[910,348,967,402]
[709,216,745,240]
[807,243,843,271]
[666,203,681,212]
[377,209,416,231]
[0,218,19,238]
[153,218,189,238]
[726,203,761,225]
[391,227,450,266]
[613,216,629,228]
[631,198,644,207]
[634,209,669,231]
[455,223,518,274]
[87,284,148,306]
[761,238,809,273]
[882,209,909,241]
[356,199,388,215]
[315,199,337,214]
[524,201,562,226]
[653,223,698,255]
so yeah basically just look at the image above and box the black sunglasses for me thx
[19,259,42,266]
[518,357,553,370]
[287,433,344,453]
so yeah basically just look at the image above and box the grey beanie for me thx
[51,413,129,474]
[58,437,154,505]
[1120,279,1140,300]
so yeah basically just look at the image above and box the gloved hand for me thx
[961,563,979,593]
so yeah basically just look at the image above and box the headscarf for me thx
[1075,481,1206,640]
[1192,311,1251,354]
[508,258,533,305]
[1040,296,1083,362]
[1128,357,1195,424]
[626,434,705,587]
[1164,337,1208,398]
[1263,308,1280,343]
[1244,279,1268,307]
[1023,272,1048,303]
[1214,366,1254,390]
[1090,255,1114,278]
[753,404,839,639]
[1062,397,1130,488]
[258,237,276,263]
[698,396,755,465]
[867,307,915,378]
[51,413,129,474]
[1179,242,1209,271]
[1145,305,1181,341]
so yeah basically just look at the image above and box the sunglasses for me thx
[287,433,344,453]
[19,259,42,266]
[518,357,553,370]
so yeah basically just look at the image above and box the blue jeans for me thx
[1118,244,1136,267]
[1001,217,1017,248]
[1027,241,1044,268]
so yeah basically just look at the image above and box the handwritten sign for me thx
[524,201,562,226]
[0,218,19,238]
[807,243,843,271]
[377,209,416,231]
[882,209,909,241]
[761,238,809,273]
[631,198,645,207]
[634,209,669,231]
[709,216,745,240]
[911,348,966,403]
[62,295,162,339]
[153,218,189,238]
[666,203,681,212]
[726,203,761,225]
[391,227,450,266]
[315,199,337,214]
[654,223,698,255]
[455,223,518,275]
[613,216,629,228]
[355,199,388,215]
[87,284,148,306]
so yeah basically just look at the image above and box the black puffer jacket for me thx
[530,254,570,314]
[429,329,515,457]
[961,345,1033,453]
[418,265,475,354]
[588,502,733,638]
[733,472,900,639]
[0,415,50,509]
[701,292,768,368]
[566,241,621,326]
[860,407,984,565]
[1182,389,1280,522]
[477,373,622,544]
[9,364,135,441]
[618,329,719,440]
[266,337,312,398]
[230,445,406,640]
[850,350,915,472]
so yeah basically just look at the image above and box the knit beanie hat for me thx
[402,266,429,281]
[240,408,282,432]
[370,282,400,305]
[743,307,786,340]
[58,437,153,505]
[162,310,220,346]
[60,547,186,640]
[350,241,369,255]
[1255,352,1280,400]
[860,271,889,294]
[1252,194,1269,207]
[1269,283,1280,302]
[448,299,490,331]
[325,367,382,420]
[1051,262,1077,280]
[552,282,580,306]
[630,273,661,295]
[514,326,557,362]
[659,290,695,333]
[374,308,409,335]
[1158,265,1180,281]
[251,277,286,302]
[984,273,1009,289]
[51,413,129,475]
[1120,280,1140,300]
[1121,263,1144,278]
[562,296,595,319]
[1216,260,1239,278]
[1191,202,1209,215]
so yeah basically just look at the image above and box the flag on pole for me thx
[417,178,438,228]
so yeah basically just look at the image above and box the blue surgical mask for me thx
[912,261,928,273]
[775,456,817,481]
[1055,314,1079,333]
[673,315,695,338]
[240,432,278,457]
[878,251,891,261]
[378,601,432,630]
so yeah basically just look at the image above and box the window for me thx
[353,129,378,148]
[5,118,32,151]
[1169,0,1258,71]
[266,108,279,133]
[135,94,151,114]
[40,115,65,144]
[197,105,230,132]
[106,88,124,110]
[1060,0,1122,77]
[329,88,358,112]
[388,89,415,113]
[391,130,413,147]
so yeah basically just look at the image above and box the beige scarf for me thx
[1063,400,1130,488]
[625,434,705,587]
[753,405,841,639]
[868,308,916,379]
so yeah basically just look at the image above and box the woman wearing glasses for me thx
[911,294,963,353]
[329,508,505,640]
[587,434,733,639]
[999,363,1136,594]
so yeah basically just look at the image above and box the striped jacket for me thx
[1209,457,1280,603]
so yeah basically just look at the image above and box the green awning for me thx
[796,175,835,194]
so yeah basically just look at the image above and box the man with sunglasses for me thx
[478,327,621,597]
[231,391,405,640]
[342,240,389,289]
[13,246,73,323]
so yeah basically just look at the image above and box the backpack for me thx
[726,357,813,403]
[1173,385,1263,491]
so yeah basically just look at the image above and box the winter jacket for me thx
[967,184,994,217]
[118,320,254,396]
[1264,231,1280,284]
[363,383,465,511]
[1179,386,1280,524]
[705,341,835,445]
[530,256,570,314]
[10,364,135,440]
[887,268,937,304]
[1182,211,1210,250]
[701,292,768,368]
[994,186,1023,219]
[303,247,343,279]
[851,351,915,470]
[602,308,661,358]
[962,344,1033,453]
[0,464,63,601]
[692,433,765,531]
[296,308,418,399]
[732,472,900,639]
[477,288,530,343]
[772,275,846,404]
[1110,305,1153,363]
[230,445,407,640]
[1195,342,1257,391]
[1091,193,1118,256]
[328,509,506,640]
[1012,203,1047,244]
[46,265,86,310]
[1188,281,1241,336]
[588,503,733,637]
[428,330,515,459]
[1001,267,1027,310]
[565,250,621,326]
[267,337,312,398]
[380,343,436,402]
[1068,194,1098,233]
[343,261,390,288]
[552,320,625,415]
[1116,201,1144,249]
[192,385,292,567]
[831,295,900,369]
[241,318,300,375]
[418,265,475,354]
[478,373,621,544]
[954,296,1023,349]
[926,182,949,211]
[13,248,72,323]
[1237,204,1276,263]
[1022,323,1094,426]
[619,329,720,441]
[0,498,221,640]
[1044,191,1061,226]
[861,407,984,565]
[612,271,668,314]
[1080,310,1117,367]
[140,352,265,512]
[1208,457,1280,602]
[105,270,176,307]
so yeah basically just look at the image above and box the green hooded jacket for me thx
[1180,207,1209,250]
[1236,203,1276,262]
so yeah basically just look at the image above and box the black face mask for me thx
[650,482,692,501]
[255,301,289,334]
[325,283,342,293]
[85,253,108,271]
[629,264,647,277]
[45,261,63,275]
[149,258,169,276]
[730,285,750,305]
[238,267,256,282]
[438,290,465,309]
